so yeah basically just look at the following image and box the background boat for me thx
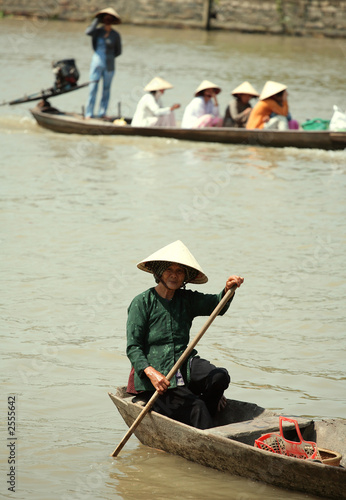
[30,103,346,150]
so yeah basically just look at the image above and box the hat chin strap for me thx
[158,276,169,289]
[156,275,186,290]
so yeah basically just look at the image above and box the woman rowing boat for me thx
[126,240,244,429]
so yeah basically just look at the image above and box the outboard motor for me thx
[52,59,80,90]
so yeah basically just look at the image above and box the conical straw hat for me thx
[259,81,287,101]
[231,81,259,97]
[194,80,221,96]
[94,7,121,24]
[137,240,208,284]
[144,77,173,92]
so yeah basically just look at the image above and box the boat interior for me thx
[127,388,314,446]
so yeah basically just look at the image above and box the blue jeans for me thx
[85,54,114,118]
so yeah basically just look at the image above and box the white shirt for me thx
[181,96,219,128]
[131,92,172,127]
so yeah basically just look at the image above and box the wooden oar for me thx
[111,284,237,457]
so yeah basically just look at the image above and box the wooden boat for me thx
[109,387,346,500]
[30,103,346,150]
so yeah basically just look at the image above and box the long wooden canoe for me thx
[109,387,346,499]
[30,104,346,150]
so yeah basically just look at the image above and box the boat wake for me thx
[0,114,39,134]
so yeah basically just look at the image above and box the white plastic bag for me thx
[329,105,346,131]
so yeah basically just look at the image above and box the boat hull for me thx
[109,389,346,500]
[30,106,346,150]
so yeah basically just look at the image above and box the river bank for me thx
[1,0,346,38]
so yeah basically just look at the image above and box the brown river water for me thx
[0,18,345,500]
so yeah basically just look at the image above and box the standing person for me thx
[223,81,259,128]
[85,7,122,119]
[131,77,180,127]
[181,80,223,128]
[126,240,244,429]
[246,80,297,130]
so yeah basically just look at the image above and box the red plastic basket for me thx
[254,416,321,460]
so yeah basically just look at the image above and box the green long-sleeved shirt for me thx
[126,287,232,391]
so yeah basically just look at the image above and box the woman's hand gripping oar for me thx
[110,284,238,458]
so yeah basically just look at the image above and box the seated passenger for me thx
[246,81,292,130]
[181,80,223,129]
[223,81,259,128]
[131,77,180,127]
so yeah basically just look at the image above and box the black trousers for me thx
[138,357,230,430]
